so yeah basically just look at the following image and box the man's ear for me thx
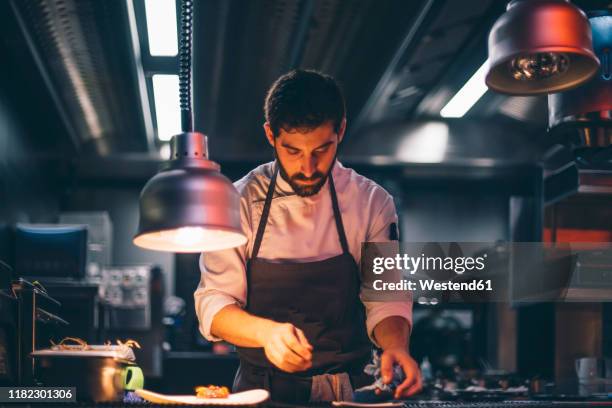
[263,122,275,147]
[338,117,347,143]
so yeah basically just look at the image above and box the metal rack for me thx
[12,278,68,385]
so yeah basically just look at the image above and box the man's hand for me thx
[380,347,422,398]
[209,305,312,372]
[373,316,422,398]
[260,322,313,373]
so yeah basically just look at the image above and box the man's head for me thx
[263,69,346,197]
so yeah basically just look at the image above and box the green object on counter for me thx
[123,365,144,391]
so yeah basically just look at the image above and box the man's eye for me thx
[287,148,300,155]
[314,146,329,155]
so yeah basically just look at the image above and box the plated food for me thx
[195,385,230,399]
[134,388,270,405]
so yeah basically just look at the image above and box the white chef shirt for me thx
[195,160,412,346]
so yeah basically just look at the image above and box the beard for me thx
[276,154,335,197]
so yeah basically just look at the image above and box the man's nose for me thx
[301,156,317,178]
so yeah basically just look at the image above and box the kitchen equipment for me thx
[100,265,151,329]
[575,357,612,395]
[576,357,604,383]
[14,223,87,280]
[486,0,599,95]
[38,280,100,344]
[133,0,246,253]
[31,347,144,402]
[12,278,66,385]
[135,388,269,405]
[548,10,611,166]
[99,265,164,378]
[59,212,113,281]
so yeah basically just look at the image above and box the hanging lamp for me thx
[548,10,612,152]
[133,0,246,252]
[485,0,600,95]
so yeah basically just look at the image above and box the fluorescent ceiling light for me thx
[397,122,449,163]
[152,74,180,141]
[158,142,171,160]
[440,59,489,118]
[144,0,178,56]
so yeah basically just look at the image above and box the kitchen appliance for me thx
[59,212,113,280]
[14,223,87,280]
[31,346,143,402]
[549,10,612,167]
[12,278,67,385]
[99,265,164,378]
[575,357,612,396]
[100,265,151,330]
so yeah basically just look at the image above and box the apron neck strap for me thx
[251,163,279,259]
[251,160,350,259]
[328,169,350,255]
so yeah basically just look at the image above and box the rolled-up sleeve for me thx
[194,194,252,342]
[361,193,413,347]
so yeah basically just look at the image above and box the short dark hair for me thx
[264,69,346,137]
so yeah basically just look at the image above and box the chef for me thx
[195,69,421,402]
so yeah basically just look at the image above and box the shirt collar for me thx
[272,159,343,200]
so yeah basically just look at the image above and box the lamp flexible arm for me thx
[179,0,194,132]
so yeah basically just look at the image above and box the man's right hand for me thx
[260,322,313,373]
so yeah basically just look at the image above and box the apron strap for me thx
[251,160,350,259]
[328,172,350,255]
[251,164,279,259]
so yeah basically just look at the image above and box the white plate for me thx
[135,388,270,405]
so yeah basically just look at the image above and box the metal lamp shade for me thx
[133,133,246,252]
[486,0,600,95]
[548,11,612,149]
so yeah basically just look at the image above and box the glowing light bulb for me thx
[173,227,206,246]
[510,52,569,81]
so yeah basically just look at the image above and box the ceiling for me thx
[1,0,610,168]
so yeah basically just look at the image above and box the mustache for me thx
[291,172,325,182]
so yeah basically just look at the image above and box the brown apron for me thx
[233,162,372,402]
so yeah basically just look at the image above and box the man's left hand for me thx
[380,347,422,398]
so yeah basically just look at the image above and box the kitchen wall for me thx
[0,95,57,224]
[0,67,62,264]
[0,3,72,263]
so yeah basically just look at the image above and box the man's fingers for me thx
[397,354,417,383]
[276,337,310,366]
[394,356,422,399]
[282,330,312,362]
[395,376,422,398]
[394,377,415,398]
[380,352,394,383]
[264,325,313,373]
[294,328,313,351]
[394,354,421,398]
[267,345,308,373]
[406,378,423,396]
